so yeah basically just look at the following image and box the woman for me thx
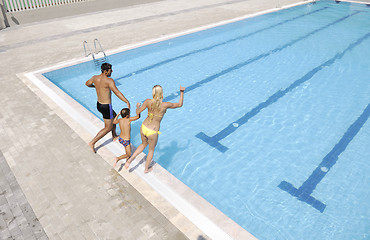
[125,85,185,173]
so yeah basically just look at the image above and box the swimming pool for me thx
[42,0,370,239]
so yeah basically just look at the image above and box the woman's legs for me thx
[125,127,148,169]
[144,134,159,173]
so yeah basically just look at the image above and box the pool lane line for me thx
[279,103,370,213]
[196,30,370,153]
[163,10,362,102]
[115,6,328,83]
[0,0,256,53]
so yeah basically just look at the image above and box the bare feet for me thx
[88,142,96,153]
[124,159,131,169]
[113,157,120,167]
[144,167,153,174]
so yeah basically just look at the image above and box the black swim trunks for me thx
[97,102,117,119]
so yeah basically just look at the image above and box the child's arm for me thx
[129,103,142,122]
[113,113,120,125]
[129,115,140,122]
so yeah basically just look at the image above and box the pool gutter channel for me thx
[21,0,327,239]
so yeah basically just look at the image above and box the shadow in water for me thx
[157,140,189,169]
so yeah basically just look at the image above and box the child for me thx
[113,103,141,167]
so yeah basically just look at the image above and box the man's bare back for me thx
[87,72,114,104]
[86,67,130,107]
[92,74,113,104]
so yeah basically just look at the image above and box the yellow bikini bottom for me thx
[141,124,161,137]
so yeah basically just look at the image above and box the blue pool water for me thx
[43,1,370,239]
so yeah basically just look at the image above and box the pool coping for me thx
[19,1,324,239]
[339,0,370,4]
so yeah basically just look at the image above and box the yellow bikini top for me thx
[148,111,165,122]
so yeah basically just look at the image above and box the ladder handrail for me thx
[83,40,96,62]
[83,39,107,67]
[94,38,107,59]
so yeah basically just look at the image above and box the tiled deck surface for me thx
[0,0,342,239]
[0,151,48,239]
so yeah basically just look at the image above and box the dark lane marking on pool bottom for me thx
[279,103,370,213]
[196,30,370,153]
[163,11,361,100]
[115,6,329,85]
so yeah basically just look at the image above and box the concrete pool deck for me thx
[3,0,367,239]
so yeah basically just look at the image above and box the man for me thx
[85,63,130,153]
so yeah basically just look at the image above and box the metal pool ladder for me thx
[83,39,107,67]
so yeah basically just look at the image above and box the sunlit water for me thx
[44,1,370,239]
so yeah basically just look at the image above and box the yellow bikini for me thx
[141,124,161,137]
[142,111,165,137]
[148,111,164,122]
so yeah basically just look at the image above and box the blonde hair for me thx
[151,85,163,112]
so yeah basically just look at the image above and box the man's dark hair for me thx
[120,108,130,118]
[101,63,112,73]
